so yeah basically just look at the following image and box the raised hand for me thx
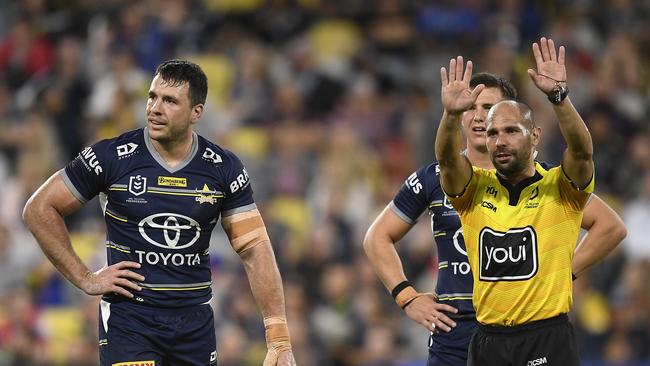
[527,37,567,94]
[404,293,458,333]
[81,261,144,298]
[440,56,484,115]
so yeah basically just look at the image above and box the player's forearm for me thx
[363,230,408,292]
[572,222,626,277]
[435,111,464,166]
[240,241,287,318]
[435,112,471,195]
[23,200,91,290]
[553,98,593,161]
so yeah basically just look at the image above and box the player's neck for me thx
[466,147,493,170]
[149,132,194,168]
[497,162,537,186]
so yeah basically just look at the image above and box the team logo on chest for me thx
[196,184,218,204]
[129,175,147,196]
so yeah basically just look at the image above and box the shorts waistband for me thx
[478,313,568,335]
[105,298,212,315]
[448,312,477,321]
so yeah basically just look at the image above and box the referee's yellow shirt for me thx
[448,162,593,326]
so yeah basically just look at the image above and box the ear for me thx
[531,126,542,147]
[190,103,204,125]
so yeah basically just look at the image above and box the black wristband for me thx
[548,84,569,104]
[391,280,412,299]
[572,273,577,281]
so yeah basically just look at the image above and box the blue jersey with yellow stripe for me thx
[391,162,474,316]
[62,127,255,307]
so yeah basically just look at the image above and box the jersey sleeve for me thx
[557,165,594,211]
[390,165,434,224]
[446,166,481,214]
[61,141,111,203]
[221,150,256,217]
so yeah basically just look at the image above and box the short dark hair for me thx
[470,72,517,100]
[155,60,208,106]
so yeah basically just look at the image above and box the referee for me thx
[435,37,599,365]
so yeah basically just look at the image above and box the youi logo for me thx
[479,226,538,281]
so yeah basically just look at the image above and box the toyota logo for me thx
[138,213,201,249]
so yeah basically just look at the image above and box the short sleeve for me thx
[61,142,110,203]
[221,151,256,217]
[558,166,594,211]
[390,165,435,224]
[446,166,481,214]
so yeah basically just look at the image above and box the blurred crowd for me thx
[0,0,649,365]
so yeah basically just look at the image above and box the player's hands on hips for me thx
[81,261,145,298]
[440,56,485,116]
[263,348,297,366]
[527,37,567,94]
[404,293,458,333]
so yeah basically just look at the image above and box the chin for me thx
[147,128,168,142]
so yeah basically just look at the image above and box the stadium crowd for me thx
[0,0,648,365]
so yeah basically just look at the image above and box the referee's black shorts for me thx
[468,314,579,366]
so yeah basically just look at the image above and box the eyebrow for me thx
[148,90,179,102]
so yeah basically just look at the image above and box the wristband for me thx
[395,286,420,309]
[391,280,413,299]
[264,316,292,352]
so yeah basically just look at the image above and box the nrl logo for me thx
[129,175,147,196]
[195,184,217,204]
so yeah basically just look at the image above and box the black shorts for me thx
[468,314,579,366]
[99,300,217,366]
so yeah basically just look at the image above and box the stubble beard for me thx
[492,148,531,181]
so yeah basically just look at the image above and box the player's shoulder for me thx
[535,160,562,179]
[401,162,442,199]
[89,128,144,159]
[536,160,556,171]
[416,162,442,181]
[195,133,245,169]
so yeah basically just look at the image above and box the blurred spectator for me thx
[621,172,650,261]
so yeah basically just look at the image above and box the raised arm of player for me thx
[435,56,484,196]
[573,195,627,278]
[363,205,458,333]
[527,37,594,189]
[222,209,296,366]
[22,172,145,298]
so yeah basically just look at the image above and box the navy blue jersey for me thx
[62,128,255,307]
[391,163,474,316]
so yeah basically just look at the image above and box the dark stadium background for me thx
[0,1,648,365]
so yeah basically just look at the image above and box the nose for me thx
[473,107,486,122]
[147,98,162,115]
[495,132,507,148]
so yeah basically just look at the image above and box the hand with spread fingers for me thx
[527,37,567,94]
[440,56,485,116]
[82,261,145,298]
[404,293,458,334]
